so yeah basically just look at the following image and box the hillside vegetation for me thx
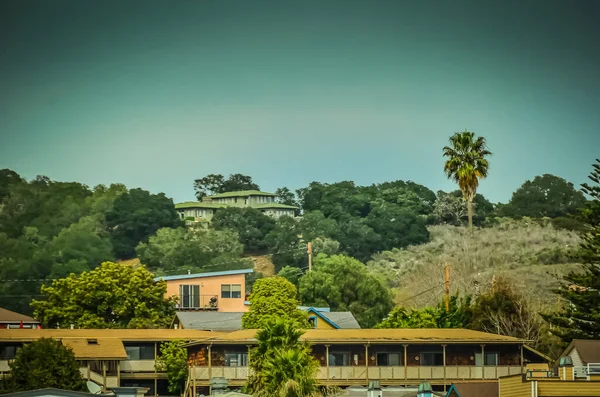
[369,219,583,307]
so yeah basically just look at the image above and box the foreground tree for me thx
[241,277,307,329]
[376,295,472,329]
[298,254,393,327]
[442,131,492,229]
[544,159,600,342]
[245,318,332,397]
[155,340,188,394]
[6,338,86,392]
[32,261,176,328]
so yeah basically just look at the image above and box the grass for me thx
[368,218,583,308]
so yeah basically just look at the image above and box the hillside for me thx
[368,219,583,308]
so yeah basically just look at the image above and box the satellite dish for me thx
[87,381,102,394]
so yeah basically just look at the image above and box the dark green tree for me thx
[298,254,393,327]
[155,340,188,394]
[275,187,299,207]
[265,216,304,271]
[194,173,259,200]
[364,202,429,251]
[105,188,182,259]
[278,266,304,291]
[7,338,86,392]
[501,174,587,219]
[0,169,23,203]
[543,160,600,342]
[212,207,276,253]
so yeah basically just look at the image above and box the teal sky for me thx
[1,0,598,203]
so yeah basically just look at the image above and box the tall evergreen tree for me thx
[544,159,600,342]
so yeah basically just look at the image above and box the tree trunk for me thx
[467,199,473,230]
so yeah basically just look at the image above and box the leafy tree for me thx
[442,130,492,229]
[275,187,299,207]
[298,254,393,327]
[105,188,182,258]
[7,338,86,392]
[246,318,329,397]
[544,160,600,342]
[500,174,587,219]
[376,295,472,329]
[364,202,429,251]
[155,340,188,394]
[278,266,304,290]
[211,207,276,252]
[194,173,259,200]
[31,261,176,328]
[265,216,304,271]
[336,217,380,262]
[297,181,371,219]
[0,168,23,203]
[298,211,340,242]
[241,276,308,329]
[136,226,247,274]
[432,191,467,225]
[370,180,437,215]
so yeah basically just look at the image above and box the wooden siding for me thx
[537,380,600,396]
[499,375,531,397]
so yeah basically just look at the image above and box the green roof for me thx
[174,202,225,209]
[208,190,276,199]
[253,203,299,210]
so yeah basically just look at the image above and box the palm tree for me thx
[443,131,491,229]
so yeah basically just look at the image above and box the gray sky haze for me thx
[1,0,599,203]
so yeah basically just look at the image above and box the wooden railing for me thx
[120,360,156,372]
[190,365,522,381]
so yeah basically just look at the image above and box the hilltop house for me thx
[175,190,297,221]
[154,269,254,313]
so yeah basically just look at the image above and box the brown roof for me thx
[450,382,498,397]
[206,328,523,344]
[565,339,600,364]
[0,307,38,323]
[62,338,128,360]
[0,329,221,342]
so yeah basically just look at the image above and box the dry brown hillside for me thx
[249,255,275,276]
[368,219,583,308]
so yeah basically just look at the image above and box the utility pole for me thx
[445,263,450,312]
[307,241,313,272]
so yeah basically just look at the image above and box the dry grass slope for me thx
[368,219,582,308]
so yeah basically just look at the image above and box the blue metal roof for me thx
[154,268,254,281]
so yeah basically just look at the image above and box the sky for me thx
[1,0,599,204]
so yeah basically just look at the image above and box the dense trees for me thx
[212,207,276,252]
[376,295,472,329]
[136,226,249,274]
[5,338,86,393]
[242,276,308,329]
[297,254,393,327]
[32,262,176,329]
[500,174,587,219]
[442,131,492,229]
[155,340,188,394]
[544,160,600,342]
[193,173,259,200]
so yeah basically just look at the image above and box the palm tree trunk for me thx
[467,199,473,230]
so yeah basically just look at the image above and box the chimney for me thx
[110,387,149,397]
[559,356,574,381]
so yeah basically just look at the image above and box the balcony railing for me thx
[190,365,522,382]
[176,295,219,310]
[575,363,600,379]
[120,360,157,373]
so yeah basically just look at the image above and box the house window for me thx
[124,343,155,360]
[421,352,444,366]
[225,352,248,367]
[308,316,317,329]
[329,352,350,366]
[221,284,242,298]
[180,285,200,308]
[475,352,499,366]
[377,353,401,366]
[0,345,19,360]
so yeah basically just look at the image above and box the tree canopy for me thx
[31,261,176,328]
[376,295,472,329]
[500,174,587,219]
[211,207,276,252]
[298,254,393,327]
[5,338,86,393]
[155,340,188,394]
[193,173,259,200]
[241,276,307,329]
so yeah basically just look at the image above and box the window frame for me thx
[221,284,242,299]
[180,284,200,308]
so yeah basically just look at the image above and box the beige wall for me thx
[164,273,248,312]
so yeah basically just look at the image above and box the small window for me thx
[225,352,248,367]
[221,284,231,298]
[221,284,242,298]
[87,339,98,345]
[421,352,444,366]
[377,352,401,366]
[308,316,317,329]
[329,352,350,367]
[475,352,499,366]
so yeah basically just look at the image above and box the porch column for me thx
[325,345,330,380]
[442,344,447,392]
[207,345,212,380]
[154,342,158,396]
[102,361,107,390]
[116,361,121,387]
[87,362,90,380]
[365,344,369,385]
[481,345,485,380]
[403,344,408,381]
[520,344,524,374]
[192,365,196,397]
